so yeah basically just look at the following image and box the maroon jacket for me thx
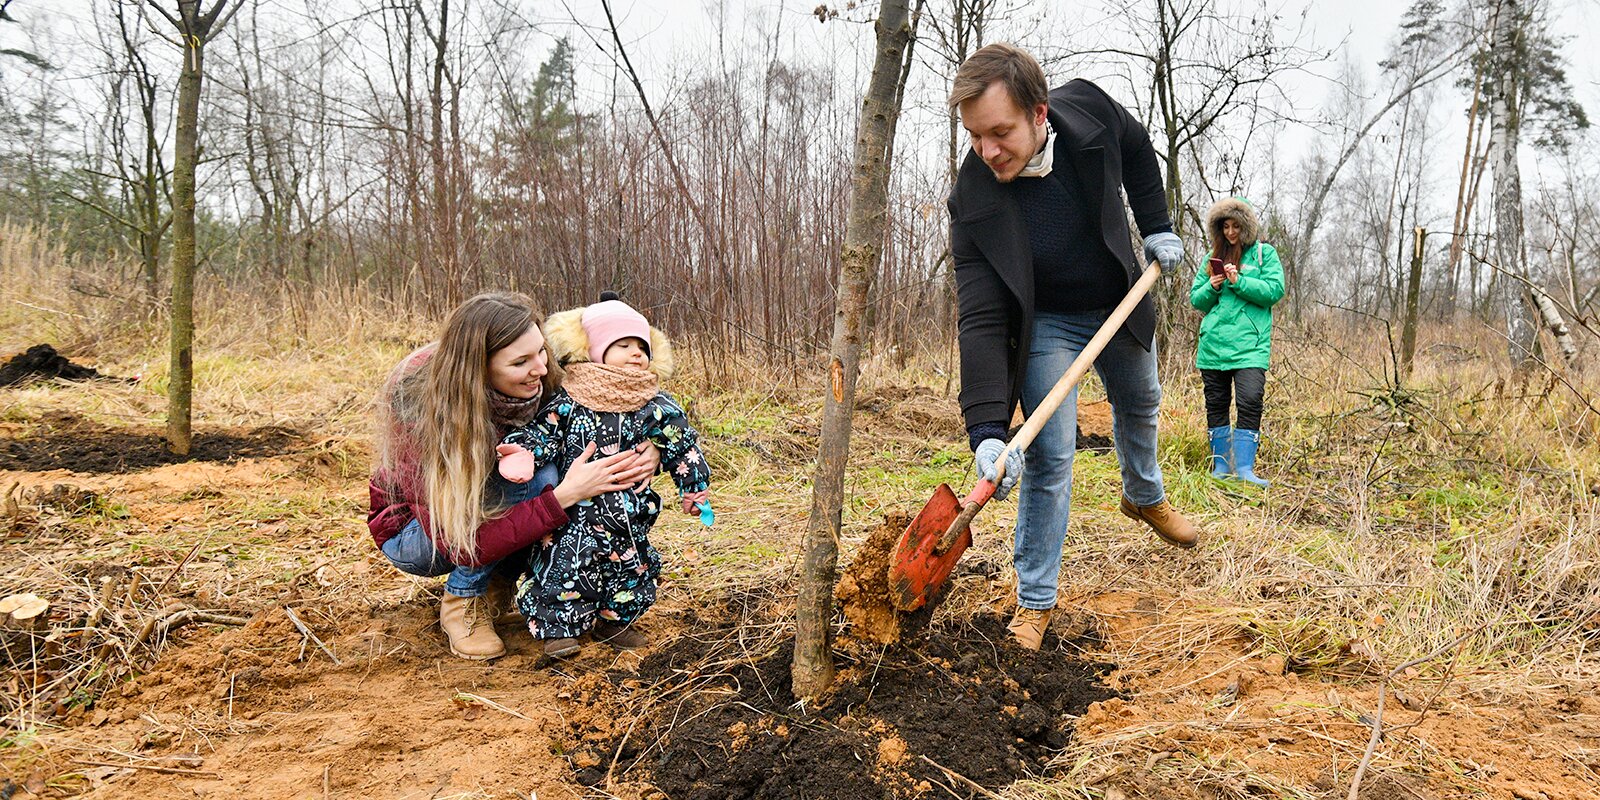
[366,476,566,568]
[367,345,568,568]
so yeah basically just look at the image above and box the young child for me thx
[496,292,711,658]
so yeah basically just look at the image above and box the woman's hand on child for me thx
[625,441,662,487]
[552,442,659,508]
[496,444,538,483]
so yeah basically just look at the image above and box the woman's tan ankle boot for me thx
[439,593,506,660]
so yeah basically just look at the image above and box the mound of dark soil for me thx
[0,344,122,387]
[0,413,301,474]
[1077,430,1113,451]
[582,605,1117,799]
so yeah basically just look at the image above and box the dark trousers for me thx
[1201,368,1266,430]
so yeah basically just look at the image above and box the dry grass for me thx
[3,221,1600,796]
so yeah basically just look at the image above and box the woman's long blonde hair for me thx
[377,293,561,562]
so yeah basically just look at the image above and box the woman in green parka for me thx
[1189,197,1284,487]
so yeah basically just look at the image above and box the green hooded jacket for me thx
[1189,198,1285,371]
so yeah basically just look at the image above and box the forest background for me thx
[3,0,1597,375]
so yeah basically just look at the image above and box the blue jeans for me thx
[1014,310,1166,610]
[379,464,559,597]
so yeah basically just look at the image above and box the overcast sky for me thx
[3,0,1597,226]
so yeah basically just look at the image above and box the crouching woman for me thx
[367,293,659,660]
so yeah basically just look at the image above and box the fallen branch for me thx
[284,606,341,665]
[133,605,249,647]
[151,538,206,599]
[920,755,1005,800]
[452,691,530,721]
[70,758,219,778]
[1347,625,1485,800]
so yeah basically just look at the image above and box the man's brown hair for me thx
[947,43,1048,112]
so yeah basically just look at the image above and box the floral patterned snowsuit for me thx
[506,388,709,639]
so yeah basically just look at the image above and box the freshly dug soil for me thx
[0,344,121,387]
[0,414,301,474]
[836,512,931,644]
[581,603,1117,799]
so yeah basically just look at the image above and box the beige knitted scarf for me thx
[561,363,659,412]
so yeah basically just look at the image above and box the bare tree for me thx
[1088,0,1325,350]
[149,0,240,456]
[1293,1,1465,309]
[793,0,919,703]
[69,0,172,298]
[1480,0,1587,371]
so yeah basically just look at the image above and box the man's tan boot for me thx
[1007,607,1054,650]
[439,593,506,660]
[1119,497,1199,549]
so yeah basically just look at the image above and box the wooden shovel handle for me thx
[935,480,996,553]
[999,261,1163,464]
[942,261,1163,553]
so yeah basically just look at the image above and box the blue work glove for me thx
[974,438,1024,500]
[1142,231,1184,271]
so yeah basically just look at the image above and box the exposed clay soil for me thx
[0,345,120,387]
[1009,398,1114,451]
[0,413,301,474]
[39,593,596,799]
[579,598,1118,799]
[9,390,1600,800]
[836,512,929,643]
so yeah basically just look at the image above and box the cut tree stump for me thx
[1,593,51,667]
[0,593,49,633]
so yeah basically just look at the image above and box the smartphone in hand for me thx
[1208,257,1225,277]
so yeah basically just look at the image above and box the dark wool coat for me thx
[950,78,1172,436]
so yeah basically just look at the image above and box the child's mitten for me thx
[496,443,539,483]
[681,490,714,527]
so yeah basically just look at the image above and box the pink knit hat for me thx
[581,292,651,364]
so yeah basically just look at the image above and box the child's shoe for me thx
[593,621,646,650]
[543,637,581,658]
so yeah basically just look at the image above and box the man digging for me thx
[946,43,1198,650]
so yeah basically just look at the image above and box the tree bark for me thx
[157,0,237,456]
[1400,227,1425,379]
[1485,0,1539,372]
[1529,288,1579,366]
[1447,55,1486,312]
[792,0,915,703]
[166,3,205,457]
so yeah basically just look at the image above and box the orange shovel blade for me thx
[887,483,974,612]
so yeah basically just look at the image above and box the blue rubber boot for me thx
[1207,426,1233,478]
[1231,428,1270,487]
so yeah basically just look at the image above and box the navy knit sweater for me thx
[1008,135,1126,313]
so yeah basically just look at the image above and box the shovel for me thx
[887,261,1163,612]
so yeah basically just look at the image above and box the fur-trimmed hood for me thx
[543,306,676,381]
[1206,197,1261,249]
